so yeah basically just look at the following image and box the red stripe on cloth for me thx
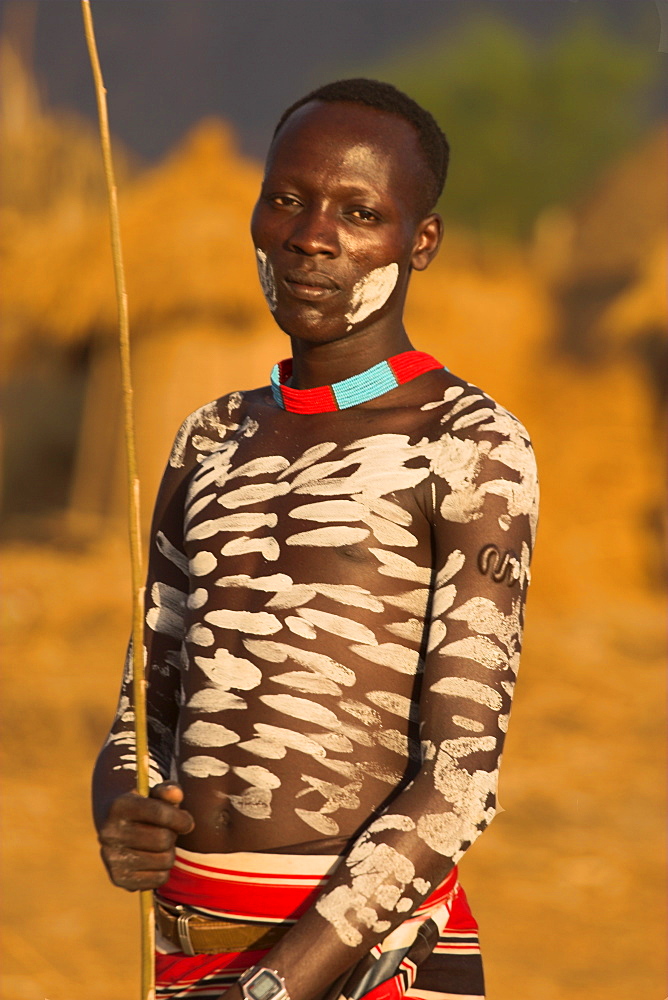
[413,867,458,915]
[174,853,326,882]
[156,947,269,986]
[160,860,464,925]
[444,882,479,932]
[388,352,443,385]
[433,945,481,953]
[160,863,326,920]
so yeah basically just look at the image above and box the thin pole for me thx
[80,3,154,998]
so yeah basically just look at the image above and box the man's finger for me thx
[150,782,185,806]
[109,790,194,834]
[103,821,177,853]
[102,847,175,891]
[107,846,175,873]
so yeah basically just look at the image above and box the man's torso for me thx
[145,370,530,856]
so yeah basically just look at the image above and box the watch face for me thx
[249,971,282,1000]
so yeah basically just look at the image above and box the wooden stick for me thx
[80,4,154,997]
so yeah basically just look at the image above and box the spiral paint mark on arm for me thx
[477,543,519,586]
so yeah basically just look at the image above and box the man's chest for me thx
[173,419,446,790]
[182,423,440,574]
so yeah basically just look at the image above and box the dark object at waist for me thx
[155,897,292,956]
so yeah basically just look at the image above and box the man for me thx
[94,79,538,1000]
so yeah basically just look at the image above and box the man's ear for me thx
[411,214,443,272]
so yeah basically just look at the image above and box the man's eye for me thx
[350,208,379,223]
[270,195,300,208]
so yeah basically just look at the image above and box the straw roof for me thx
[2,117,266,370]
[1,29,135,373]
[530,123,667,289]
[564,123,667,282]
[598,237,668,343]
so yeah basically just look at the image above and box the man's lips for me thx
[282,269,340,301]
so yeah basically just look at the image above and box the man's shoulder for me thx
[421,372,532,449]
[424,373,538,539]
[167,387,267,470]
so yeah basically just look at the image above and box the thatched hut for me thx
[2,112,283,530]
[525,123,667,597]
[531,122,667,374]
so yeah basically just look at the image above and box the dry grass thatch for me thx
[2,118,266,371]
[561,123,667,282]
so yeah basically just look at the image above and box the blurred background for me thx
[0,2,665,998]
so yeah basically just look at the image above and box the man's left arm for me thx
[222,405,539,1000]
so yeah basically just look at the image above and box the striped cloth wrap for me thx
[155,848,484,1000]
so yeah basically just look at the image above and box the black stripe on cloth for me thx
[412,950,485,997]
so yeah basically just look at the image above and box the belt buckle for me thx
[175,907,196,956]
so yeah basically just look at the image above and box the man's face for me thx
[250,101,441,345]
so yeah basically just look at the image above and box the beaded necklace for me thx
[270,350,445,414]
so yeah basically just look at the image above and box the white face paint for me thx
[255,247,277,311]
[344,262,399,331]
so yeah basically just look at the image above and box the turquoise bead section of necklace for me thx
[270,350,446,414]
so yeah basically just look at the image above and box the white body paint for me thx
[255,247,277,311]
[105,372,538,950]
[344,262,399,330]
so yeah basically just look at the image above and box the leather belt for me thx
[155,898,293,956]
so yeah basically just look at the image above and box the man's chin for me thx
[273,310,352,346]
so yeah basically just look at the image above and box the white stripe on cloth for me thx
[405,992,484,1000]
[173,847,340,882]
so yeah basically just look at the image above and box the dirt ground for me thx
[0,528,664,1000]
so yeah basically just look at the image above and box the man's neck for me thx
[287,324,414,390]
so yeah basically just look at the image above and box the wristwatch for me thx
[238,966,291,1000]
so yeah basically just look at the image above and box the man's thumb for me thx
[150,782,184,806]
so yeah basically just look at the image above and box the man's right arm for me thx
[91,403,227,889]
[92,619,194,890]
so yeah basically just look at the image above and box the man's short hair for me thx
[272,78,449,213]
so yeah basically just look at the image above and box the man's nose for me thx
[286,208,340,257]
